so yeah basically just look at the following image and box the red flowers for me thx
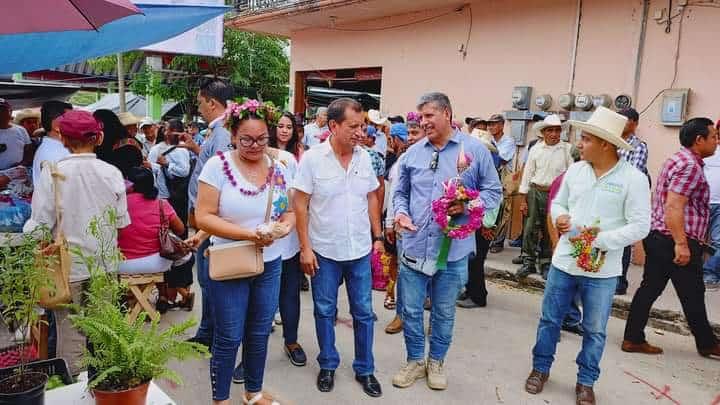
[569,226,606,273]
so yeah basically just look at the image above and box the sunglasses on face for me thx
[429,151,439,171]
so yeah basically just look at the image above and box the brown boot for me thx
[576,384,595,405]
[621,340,663,354]
[699,343,720,358]
[385,316,403,334]
[524,370,549,395]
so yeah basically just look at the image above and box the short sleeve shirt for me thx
[364,147,386,178]
[0,125,30,170]
[198,151,290,261]
[118,194,176,259]
[188,118,232,209]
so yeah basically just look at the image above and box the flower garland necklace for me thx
[217,151,274,196]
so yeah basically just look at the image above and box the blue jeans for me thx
[532,266,617,387]
[209,257,282,401]
[703,203,720,283]
[400,256,468,362]
[194,238,213,342]
[562,293,583,328]
[312,253,375,376]
[279,253,302,345]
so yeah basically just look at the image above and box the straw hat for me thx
[471,128,498,153]
[368,109,388,125]
[568,106,631,150]
[13,108,40,124]
[533,114,563,138]
[117,111,142,127]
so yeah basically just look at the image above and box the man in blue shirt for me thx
[391,92,501,391]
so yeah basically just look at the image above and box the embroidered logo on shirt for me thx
[600,182,623,194]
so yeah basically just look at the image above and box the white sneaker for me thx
[392,360,427,388]
[427,358,448,390]
[274,312,282,325]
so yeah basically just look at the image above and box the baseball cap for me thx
[390,123,408,142]
[139,117,156,129]
[57,110,103,140]
[366,126,378,137]
[487,114,505,123]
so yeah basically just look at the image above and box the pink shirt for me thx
[118,193,176,260]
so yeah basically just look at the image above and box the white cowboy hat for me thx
[117,111,142,127]
[471,128,498,153]
[13,108,40,124]
[368,109,388,125]
[568,106,632,150]
[533,114,563,138]
[139,117,156,129]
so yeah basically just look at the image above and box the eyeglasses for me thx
[237,136,270,147]
[429,151,439,171]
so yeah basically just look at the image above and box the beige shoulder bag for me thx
[207,156,276,281]
[38,162,72,308]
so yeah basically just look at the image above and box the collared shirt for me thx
[703,147,720,204]
[652,147,710,242]
[373,131,388,157]
[24,154,130,282]
[293,139,379,261]
[491,133,516,164]
[188,116,232,209]
[519,141,573,194]
[303,122,328,148]
[393,131,502,262]
[136,134,155,159]
[32,136,69,187]
[551,160,651,278]
[148,142,191,199]
[617,133,649,174]
[363,146,385,178]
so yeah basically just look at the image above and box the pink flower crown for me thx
[225,98,282,129]
[406,111,421,123]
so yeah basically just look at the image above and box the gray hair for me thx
[416,92,452,114]
[315,107,328,117]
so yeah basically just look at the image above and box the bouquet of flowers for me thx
[568,223,607,273]
[370,249,391,290]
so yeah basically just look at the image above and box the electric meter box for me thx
[511,86,532,110]
[661,89,690,126]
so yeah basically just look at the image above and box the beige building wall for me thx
[289,0,720,177]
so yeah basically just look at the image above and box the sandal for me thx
[384,296,396,310]
[243,392,280,405]
[179,292,195,312]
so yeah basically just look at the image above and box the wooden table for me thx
[46,373,176,404]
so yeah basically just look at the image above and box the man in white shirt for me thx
[524,107,650,405]
[32,101,72,186]
[137,117,158,158]
[517,115,574,279]
[293,98,385,398]
[0,98,32,171]
[303,107,328,148]
[703,143,720,289]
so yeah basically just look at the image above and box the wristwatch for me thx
[373,236,385,243]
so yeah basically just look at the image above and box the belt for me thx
[530,183,551,192]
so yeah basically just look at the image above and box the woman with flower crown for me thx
[196,99,293,405]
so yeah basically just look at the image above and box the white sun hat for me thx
[568,106,632,150]
[368,109,388,125]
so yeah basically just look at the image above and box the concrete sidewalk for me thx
[484,246,720,335]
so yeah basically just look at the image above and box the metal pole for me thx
[117,53,126,113]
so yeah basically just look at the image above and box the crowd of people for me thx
[2,74,720,405]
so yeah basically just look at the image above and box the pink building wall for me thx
[289,0,720,177]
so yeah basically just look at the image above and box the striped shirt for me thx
[651,147,710,242]
[617,133,649,175]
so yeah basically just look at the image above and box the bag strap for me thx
[159,199,169,230]
[264,155,276,223]
[46,162,66,238]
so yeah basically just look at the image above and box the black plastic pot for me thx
[0,372,48,405]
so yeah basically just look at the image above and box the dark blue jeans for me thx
[279,253,302,345]
[312,252,375,376]
[703,203,720,284]
[209,257,282,401]
[532,266,617,387]
[194,238,213,343]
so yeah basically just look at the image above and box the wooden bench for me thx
[120,273,164,323]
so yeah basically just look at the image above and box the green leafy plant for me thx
[0,227,53,379]
[69,210,209,391]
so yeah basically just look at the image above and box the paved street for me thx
[158,276,720,405]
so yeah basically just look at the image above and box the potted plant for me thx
[0,228,53,405]
[69,211,208,405]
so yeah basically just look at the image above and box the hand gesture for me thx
[395,213,418,232]
[300,248,319,276]
[555,215,572,235]
[157,155,168,167]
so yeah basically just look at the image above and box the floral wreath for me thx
[431,179,485,240]
[225,98,282,130]
[406,111,421,123]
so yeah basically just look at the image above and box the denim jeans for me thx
[532,266,617,387]
[703,203,720,284]
[194,238,213,342]
[400,255,468,362]
[562,293,583,328]
[209,257,281,401]
[312,252,375,376]
[279,253,302,345]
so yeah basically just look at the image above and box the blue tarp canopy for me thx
[0,4,228,74]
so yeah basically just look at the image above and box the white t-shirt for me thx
[0,125,31,170]
[32,136,70,187]
[273,149,300,259]
[198,151,290,262]
[704,147,720,204]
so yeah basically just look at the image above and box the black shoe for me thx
[615,287,627,295]
[355,374,382,398]
[232,362,245,384]
[156,299,170,314]
[512,256,523,265]
[301,275,310,291]
[457,290,468,301]
[516,264,536,278]
[456,297,486,308]
[561,323,584,336]
[317,369,335,392]
[285,343,307,367]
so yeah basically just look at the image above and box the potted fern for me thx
[69,211,208,405]
[0,228,53,405]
